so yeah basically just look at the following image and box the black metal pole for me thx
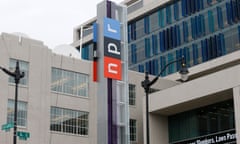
[13,62,23,144]
[0,61,24,144]
[145,85,150,144]
[13,80,18,144]
[142,72,150,144]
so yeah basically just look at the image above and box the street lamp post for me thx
[0,61,25,144]
[141,56,189,144]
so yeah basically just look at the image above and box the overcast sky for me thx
[0,0,122,48]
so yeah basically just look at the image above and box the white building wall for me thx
[0,33,52,144]
[49,54,96,144]
[149,63,240,114]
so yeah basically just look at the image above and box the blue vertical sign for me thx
[104,17,121,40]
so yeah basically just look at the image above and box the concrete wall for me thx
[50,54,96,144]
[149,64,240,115]
[129,71,145,144]
[128,69,180,144]
[0,33,52,144]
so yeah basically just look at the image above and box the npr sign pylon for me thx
[95,0,129,144]
[104,17,122,80]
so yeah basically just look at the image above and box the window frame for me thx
[51,67,89,97]
[129,119,137,142]
[50,106,89,136]
[7,99,28,127]
[129,84,136,106]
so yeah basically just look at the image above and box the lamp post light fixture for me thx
[141,56,189,144]
[0,61,25,144]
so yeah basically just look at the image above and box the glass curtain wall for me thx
[168,100,235,143]
[128,0,240,76]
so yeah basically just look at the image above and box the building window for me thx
[129,84,136,106]
[51,68,89,97]
[7,99,27,127]
[129,119,137,142]
[131,44,137,64]
[50,107,89,136]
[81,42,94,61]
[9,59,29,85]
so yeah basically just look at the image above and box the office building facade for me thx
[73,0,240,77]
[148,50,240,144]
[72,0,240,144]
[0,33,151,144]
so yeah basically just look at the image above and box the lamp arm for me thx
[1,68,16,77]
[148,58,182,87]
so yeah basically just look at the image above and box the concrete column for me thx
[233,86,240,143]
[144,97,168,144]
[149,114,168,144]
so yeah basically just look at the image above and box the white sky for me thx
[0,0,123,48]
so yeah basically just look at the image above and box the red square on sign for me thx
[104,56,122,80]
